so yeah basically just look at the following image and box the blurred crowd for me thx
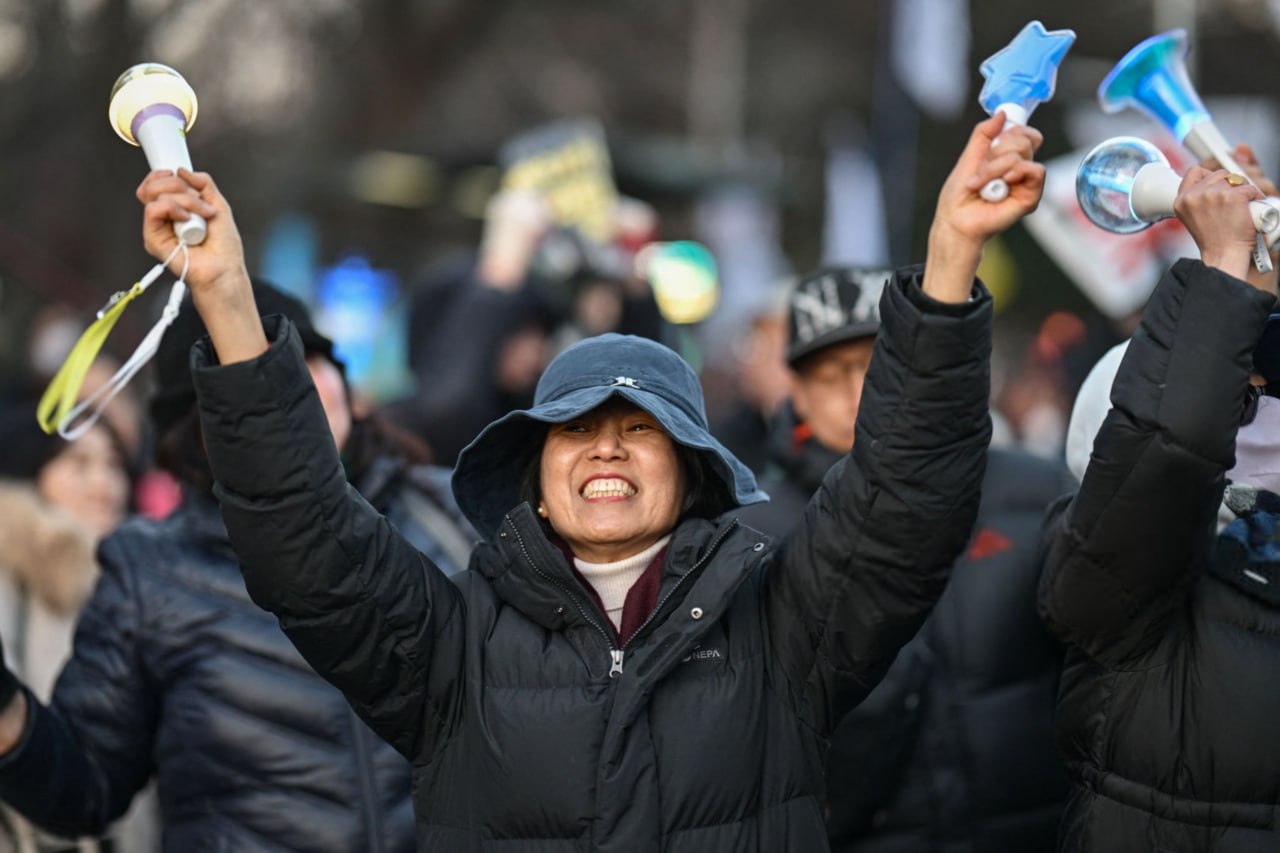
[0,120,1102,852]
[0,74,1272,848]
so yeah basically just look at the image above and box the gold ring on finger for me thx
[1226,173,1247,187]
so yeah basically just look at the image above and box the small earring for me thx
[537,504,548,518]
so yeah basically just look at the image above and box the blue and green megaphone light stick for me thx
[1099,29,1238,176]
[1098,28,1274,273]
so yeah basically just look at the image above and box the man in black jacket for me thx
[1040,165,1280,849]
[737,266,1075,852]
[736,266,890,538]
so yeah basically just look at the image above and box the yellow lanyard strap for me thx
[37,244,186,437]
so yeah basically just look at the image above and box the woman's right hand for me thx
[138,169,249,295]
[137,169,267,364]
[1174,166,1266,281]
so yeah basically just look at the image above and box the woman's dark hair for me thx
[0,409,64,482]
[343,413,433,484]
[156,404,435,496]
[518,429,735,522]
[154,406,214,493]
[0,403,135,487]
[675,445,736,520]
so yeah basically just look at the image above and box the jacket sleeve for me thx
[191,316,466,761]
[764,266,992,731]
[1039,259,1275,666]
[0,554,158,836]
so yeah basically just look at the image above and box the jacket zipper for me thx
[508,515,741,678]
[507,515,620,674]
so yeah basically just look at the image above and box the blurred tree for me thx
[0,0,1276,387]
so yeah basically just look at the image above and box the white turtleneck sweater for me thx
[574,535,672,632]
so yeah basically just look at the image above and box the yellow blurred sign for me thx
[976,233,1018,314]
[500,118,618,244]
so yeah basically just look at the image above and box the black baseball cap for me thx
[785,266,893,367]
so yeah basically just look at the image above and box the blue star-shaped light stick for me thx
[976,21,1075,201]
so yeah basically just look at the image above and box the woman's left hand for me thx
[1206,144,1280,294]
[922,112,1046,303]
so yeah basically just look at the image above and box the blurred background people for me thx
[735,267,889,532]
[0,411,136,852]
[386,188,665,466]
[706,276,794,477]
[0,413,130,696]
[0,283,473,851]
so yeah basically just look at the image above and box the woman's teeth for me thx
[582,478,636,499]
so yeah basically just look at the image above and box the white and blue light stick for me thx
[977,21,1076,202]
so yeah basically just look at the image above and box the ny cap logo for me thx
[790,269,889,345]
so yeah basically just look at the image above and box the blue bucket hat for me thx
[453,333,767,539]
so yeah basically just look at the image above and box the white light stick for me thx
[108,63,205,245]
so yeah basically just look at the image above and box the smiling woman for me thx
[537,399,687,563]
[53,110,1047,852]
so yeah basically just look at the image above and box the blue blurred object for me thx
[1076,136,1169,235]
[1099,29,1206,143]
[259,214,320,305]
[316,255,399,394]
[978,20,1076,119]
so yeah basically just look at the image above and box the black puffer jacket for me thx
[0,484,438,851]
[1040,259,1280,852]
[192,269,993,851]
[827,448,1074,853]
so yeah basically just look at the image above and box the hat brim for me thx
[787,322,880,367]
[453,385,767,539]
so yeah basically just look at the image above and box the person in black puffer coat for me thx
[1040,164,1280,852]
[825,448,1074,853]
[121,113,1041,851]
[737,266,1075,852]
[0,282,472,851]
